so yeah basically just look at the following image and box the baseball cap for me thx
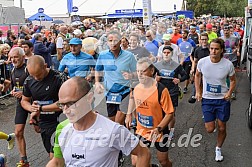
[69,38,82,45]
[162,34,171,41]
[73,29,82,36]
[206,23,212,29]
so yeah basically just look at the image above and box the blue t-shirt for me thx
[144,40,159,56]
[58,51,95,78]
[177,38,196,62]
[95,49,136,93]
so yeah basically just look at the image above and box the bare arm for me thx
[195,69,202,101]
[178,53,184,65]
[57,48,63,61]
[95,71,104,94]
[224,74,236,100]
[157,113,173,130]
[41,102,62,112]
[148,53,156,62]
[191,58,198,73]
[46,157,65,167]
[125,91,136,129]
[21,95,33,113]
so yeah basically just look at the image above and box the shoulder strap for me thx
[157,82,166,118]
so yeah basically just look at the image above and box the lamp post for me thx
[20,0,22,8]
[184,0,187,11]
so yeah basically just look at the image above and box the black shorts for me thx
[137,127,170,152]
[106,91,130,117]
[15,101,29,125]
[232,60,238,67]
[183,61,192,80]
[40,127,56,153]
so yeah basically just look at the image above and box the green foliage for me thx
[187,0,247,17]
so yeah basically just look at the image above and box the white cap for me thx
[73,29,82,36]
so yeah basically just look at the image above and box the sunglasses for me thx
[146,35,151,37]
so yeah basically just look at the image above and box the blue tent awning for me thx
[28,13,53,21]
[106,13,143,18]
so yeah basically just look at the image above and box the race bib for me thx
[160,69,175,79]
[14,86,23,92]
[37,100,55,114]
[106,92,122,104]
[137,112,153,128]
[206,83,221,93]
[226,48,232,53]
[37,100,53,106]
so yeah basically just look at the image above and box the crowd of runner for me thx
[0,16,244,167]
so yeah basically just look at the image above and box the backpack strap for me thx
[157,82,166,117]
[157,82,165,105]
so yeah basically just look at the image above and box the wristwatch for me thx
[156,126,162,133]
[39,106,43,112]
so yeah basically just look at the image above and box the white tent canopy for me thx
[15,0,184,18]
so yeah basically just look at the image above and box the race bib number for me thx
[206,83,221,93]
[137,112,153,128]
[160,69,175,79]
[106,92,122,104]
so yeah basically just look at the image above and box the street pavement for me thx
[0,71,252,167]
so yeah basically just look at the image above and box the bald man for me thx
[47,77,150,167]
[144,30,161,57]
[9,47,30,166]
[21,55,68,158]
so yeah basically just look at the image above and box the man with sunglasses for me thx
[21,56,68,158]
[46,77,151,167]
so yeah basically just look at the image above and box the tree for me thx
[187,0,247,17]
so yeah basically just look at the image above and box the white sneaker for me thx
[7,133,15,150]
[215,147,224,162]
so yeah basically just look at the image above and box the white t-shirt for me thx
[56,37,64,49]
[158,44,182,63]
[197,56,235,99]
[57,114,139,167]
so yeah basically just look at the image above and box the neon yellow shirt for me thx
[208,32,218,43]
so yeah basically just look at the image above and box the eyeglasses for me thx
[201,39,208,41]
[57,93,88,110]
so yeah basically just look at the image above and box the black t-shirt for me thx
[194,46,210,60]
[11,64,29,90]
[23,69,68,128]
[155,60,187,96]
[189,33,199,44]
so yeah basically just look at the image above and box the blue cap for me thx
[69,38,82,45]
